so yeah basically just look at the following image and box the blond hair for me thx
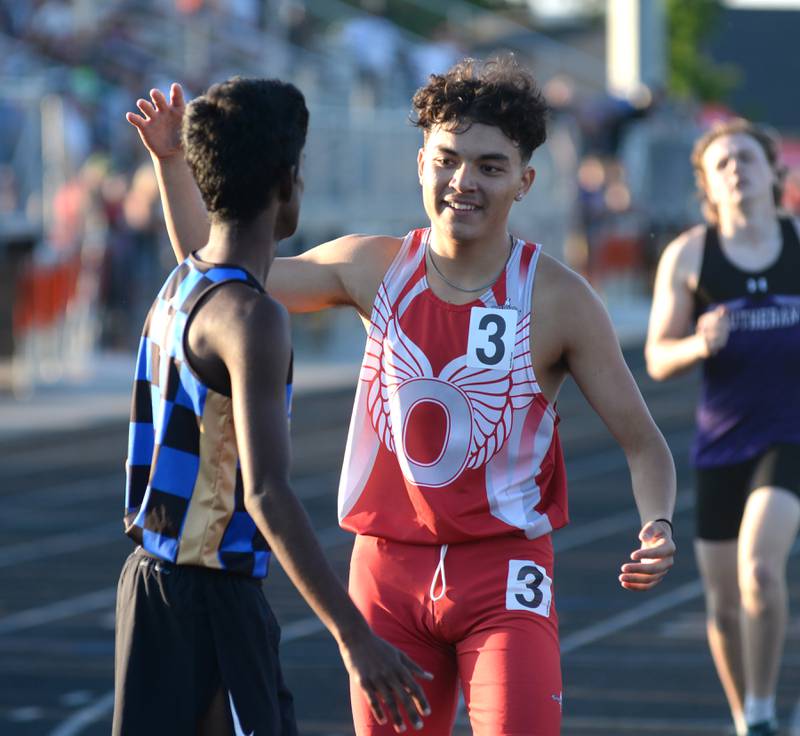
[691,118,785,225]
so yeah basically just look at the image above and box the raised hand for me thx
[339,632,432,732]
[619,519,676,592]
[126,83,186,160]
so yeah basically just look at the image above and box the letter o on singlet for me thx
[389,377,473,487]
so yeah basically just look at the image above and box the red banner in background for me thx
[13,256,81,335]
[175,0,203,14]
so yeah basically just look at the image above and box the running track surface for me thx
[1,349,798,736]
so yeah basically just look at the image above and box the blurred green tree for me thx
[667,0,740,102]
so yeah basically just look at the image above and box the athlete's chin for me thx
[432,217,486,243]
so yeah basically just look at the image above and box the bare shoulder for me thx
[657,224,706,287]
[534,253,598,312]
[532,254,607,346]
[200,283,289,357]
[529,255,618,387]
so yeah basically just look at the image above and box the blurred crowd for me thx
[1,0,799,372]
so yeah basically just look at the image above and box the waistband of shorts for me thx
[355,532,554,556]
[132,546,261,585]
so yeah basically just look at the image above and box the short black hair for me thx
[182,77,308,224]
[411,56,548,163]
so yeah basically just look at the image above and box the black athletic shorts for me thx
[113,547,298,736]
[695,444,800,541]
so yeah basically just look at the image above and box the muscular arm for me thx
[645,228,709,380]
[189,287,430,730]
[269,234,399,317]
[548,264,676,590]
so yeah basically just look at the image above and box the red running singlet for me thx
[338,228,569,544]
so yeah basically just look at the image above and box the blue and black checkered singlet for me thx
[124,254,292,578]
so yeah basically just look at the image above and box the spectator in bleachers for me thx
[339,0,406,106]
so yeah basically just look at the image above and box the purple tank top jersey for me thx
[692,218,800,468]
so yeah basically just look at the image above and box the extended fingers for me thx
[392,681,424,731]
[136,98,156,119]
[170,82,185,108]
[363,682,388,726]
[150,88,169,112]
[398,656,431,718]
[368,679,411,733]
[366,661,432,732]
[382,661,432,731]
[399,653,434,682]
[125,111,146,129]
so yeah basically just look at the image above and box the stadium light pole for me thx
[606,0,666,103]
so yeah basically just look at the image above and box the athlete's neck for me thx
[200,212,279,285]
[427,227,513,289]
[717,198,778,246]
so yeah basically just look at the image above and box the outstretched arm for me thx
[194,288,431,731]
[269,234,400,316]
[559,270,676,591]
[126,84,210,260]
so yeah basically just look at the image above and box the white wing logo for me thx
[362,285,535,487]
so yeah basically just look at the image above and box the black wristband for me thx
[653,518,674,536]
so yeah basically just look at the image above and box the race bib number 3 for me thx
[466,306,517,372]
[506,559,552,617]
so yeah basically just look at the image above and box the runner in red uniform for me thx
[130,57,677,735]
[340,228,566,733]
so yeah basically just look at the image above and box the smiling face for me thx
[417,122,535,247]
[701,133,778,214]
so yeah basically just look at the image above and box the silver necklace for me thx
[426,234,514,294]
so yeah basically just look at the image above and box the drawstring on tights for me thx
[429,544,449,602]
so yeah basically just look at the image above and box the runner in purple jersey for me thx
[646,118,800,736]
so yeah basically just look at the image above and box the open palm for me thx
[126,83,185,159]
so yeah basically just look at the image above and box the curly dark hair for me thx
[182,77,308,224]
[691,118,785,225]
[411,56,548,162]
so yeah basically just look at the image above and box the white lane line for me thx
[0,473,340,572]
[59,692,94,707]
[0,448,683,571]
[561,537,800,653]
[1,474,120,509]
[49,692,115,736]
[555,488,691,554]
[9,706,46,722]
[0,524,119,569]
[42,582,342,736]
[556,715,728,733]
[560,579,705,654]
[0,521,345,637]
[0,587,117,636]
[564,430,693,484]
[37,454,692,734]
